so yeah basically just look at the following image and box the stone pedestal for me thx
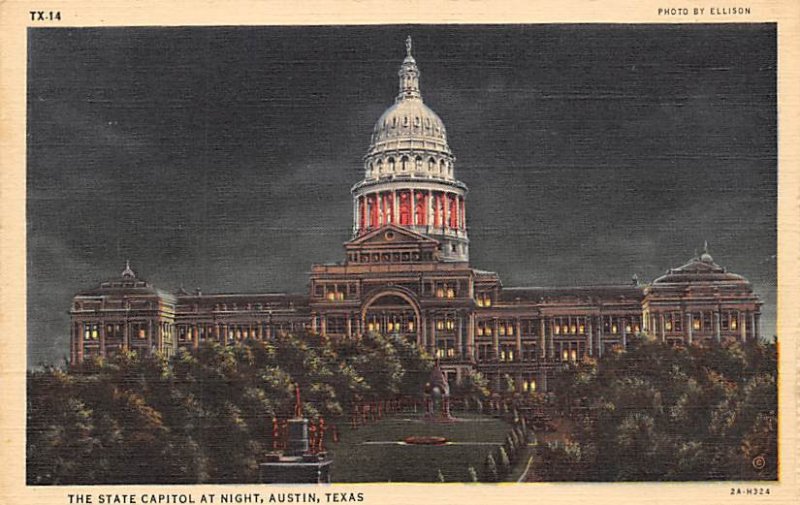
[286,418,309,456]
[259,454,332,484]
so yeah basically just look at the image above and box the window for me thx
[83,323,99,341]
[446,287,455,298]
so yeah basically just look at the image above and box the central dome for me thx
[369,98,450,155]
[366,42,452,160]
[351,37,469,263]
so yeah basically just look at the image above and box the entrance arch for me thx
[361,288,422,345]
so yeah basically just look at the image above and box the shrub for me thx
[483,453,498,482]
[497,446,511,477]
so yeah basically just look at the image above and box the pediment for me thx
[346,224,439,248]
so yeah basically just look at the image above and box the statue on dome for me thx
[405,35,412,57]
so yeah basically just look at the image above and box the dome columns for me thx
[354,187,467,237]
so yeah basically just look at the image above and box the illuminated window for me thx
[499,325,506,336]
[693,319,701,331]
[447,348,455,358]
[326,291,336,301]
[436,287,444,298]
[665,321,672,331]
[508,325,514,336]
[579,324,585,334]
[731,317,738,330]
[571,350,577,361]
[508,350,514,361]
[562,325,568,334]
[387,322,394,332]
[408,321,415,332]
[436,320,444,331]
[446,288,455,299]
[611,324,618,334]
[477,325,484,336]
[626,324,632,333]
[336,291,345,301]
[554,325,560,335]
[562,349,569,361]
[485,326,493,336]
[446,320,454,330]
[368,322,375,332]
[138,328,146,339]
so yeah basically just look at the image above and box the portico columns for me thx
[492,319,500,360]
[739,312,747,342]
[429,313,436,353]
[539,318,547,359]
[754,313,761,340]
[749,312,756,342]
[99,321,106,356]
[466,312,475,360]
[586,317,593,357]
[515,319,522,362]
[457,314,464,358]
[621,317,628,349]
[596,316,603,357]
[714,311,721,343]
[659,313,665,342]
[686,312,693,344]
[547,318,555,359]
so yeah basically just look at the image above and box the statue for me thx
[294,383,303,419]
[405,35,412,57]
[424,358,453,421]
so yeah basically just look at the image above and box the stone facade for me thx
[69,40,762,392]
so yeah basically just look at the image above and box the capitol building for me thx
[69,39,763,392]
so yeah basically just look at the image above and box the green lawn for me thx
[326,412,512,482]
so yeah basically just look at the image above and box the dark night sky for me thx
[27,25,777,368]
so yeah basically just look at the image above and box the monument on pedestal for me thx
[423,359,455,422]
[259,384,333,483]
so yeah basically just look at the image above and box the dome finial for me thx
[121,259,136,279]
[397,37,421,101]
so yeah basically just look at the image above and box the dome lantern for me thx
[397,36,421,101]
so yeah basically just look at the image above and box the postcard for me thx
[1,1,798,505]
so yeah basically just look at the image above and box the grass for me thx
[327,412,512,482]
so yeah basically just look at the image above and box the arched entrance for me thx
[361,289,421,345]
